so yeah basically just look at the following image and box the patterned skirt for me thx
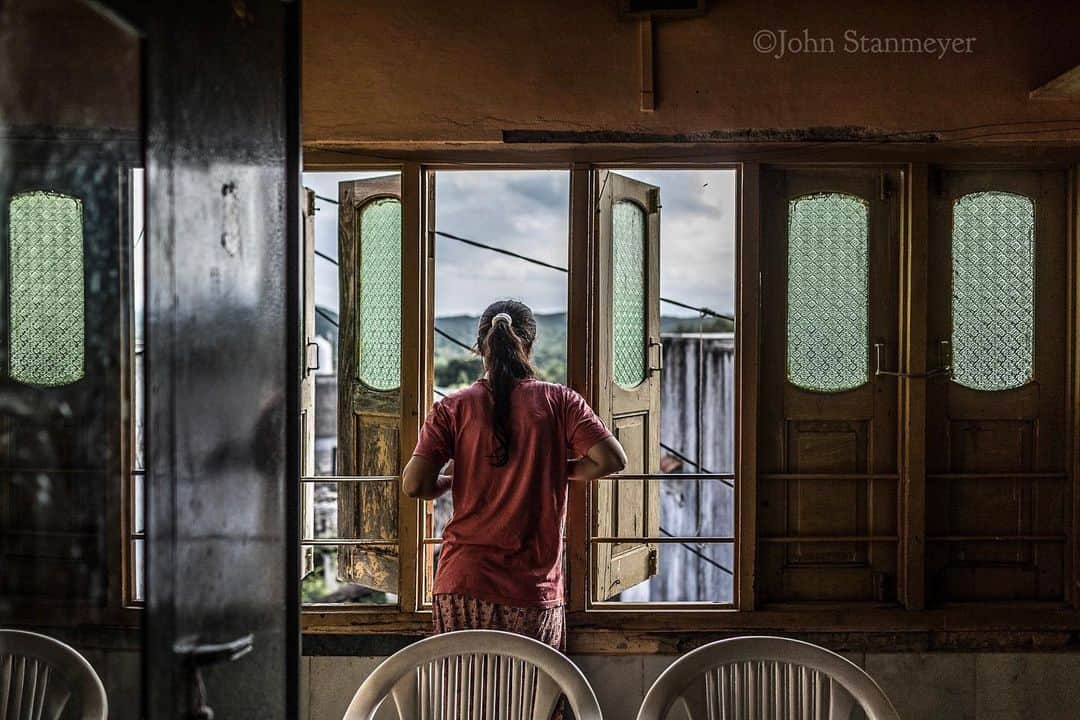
[432,593,566,651]
[432,593,571,719]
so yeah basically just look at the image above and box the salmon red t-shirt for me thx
[412,379,612,608]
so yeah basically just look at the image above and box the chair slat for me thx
[829,680,856,720]
[390,671,419,719]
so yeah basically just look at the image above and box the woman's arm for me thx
[402,457,453,500]
[568,436,627,482]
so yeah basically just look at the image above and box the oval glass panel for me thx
[786,193,869,392]
[9,191,86,386]
[612,199,647,389]
[951,191,1034,391]
[358,197,402,391]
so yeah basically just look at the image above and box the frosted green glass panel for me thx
[357,197,402,391]
[9,191,85,386]
[951,191,1034,391]
[612,200,647,389]
[787,193,869,392]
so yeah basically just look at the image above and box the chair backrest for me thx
[0,630,107,720]
[342,630,602,720]
[636,636,900,720]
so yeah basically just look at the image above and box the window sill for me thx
[301,603,1080,654]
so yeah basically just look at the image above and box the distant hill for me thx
[434,312,567,386]
[315,306,732,389]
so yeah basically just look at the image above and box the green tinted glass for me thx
[9,191,85,386]
[612,200,647,389]
[951,191,1034,391]
[358,197,402,391]
[787,193,869,392]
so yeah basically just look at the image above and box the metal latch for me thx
[174,634,254,720]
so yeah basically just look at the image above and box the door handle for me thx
[648,338,664,375]
[873,341,951,379]
[305,340,320,375]
[174,634,254,666]
[174,635,254,719]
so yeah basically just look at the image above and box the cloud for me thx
[303,168,736,319]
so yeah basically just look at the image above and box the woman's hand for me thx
[403,456,454,500]
[568,436,627,482]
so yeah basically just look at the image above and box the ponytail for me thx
[477,300,537,466]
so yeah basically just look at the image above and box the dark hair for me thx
[476,300,537,466]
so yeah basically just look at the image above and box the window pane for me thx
[951,191,1034,391]
[358,197,401,391]
[8,191,85,386]
[613,199,647,388]
[302,544,399,605]
[787,193,869,392]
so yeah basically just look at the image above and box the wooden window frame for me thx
[297,150,1080,651]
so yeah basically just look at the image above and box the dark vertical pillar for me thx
[141,2,299,717]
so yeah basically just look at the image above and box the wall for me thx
[621,334,736,602]
[304,0,1080,147]
[300,651,1080,720]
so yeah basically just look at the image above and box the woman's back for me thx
[413,378,611,607]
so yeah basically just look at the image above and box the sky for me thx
[302,169,736,318]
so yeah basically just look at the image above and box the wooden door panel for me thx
[786,423,866,564]
[592,171,661,601]
[337,175,403,593]
[759,167,901,605]
[925,168,1068,604]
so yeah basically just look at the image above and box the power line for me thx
[434,231,734,322]
[314,248,338,265]
[660,441,732,489]
[434,230,569,274]
[315,306,338,327]
[435,326,474,353]
[306,207,734,321]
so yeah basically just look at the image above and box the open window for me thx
[421,169,570,604]
[298,171,404,606]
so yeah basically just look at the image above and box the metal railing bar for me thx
[925,473,1067,481]
[926,535,1066,542]
[599,472,735,481]
[301,539,398,546]
[301,475,397,483]
[591,536,735,544]
[758,535,899,543]
[760,473,899,481]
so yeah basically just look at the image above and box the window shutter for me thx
[592,171,662,601]
[300,187,317,575]
[337,175,403,593]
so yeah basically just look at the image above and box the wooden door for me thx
[592,171,662,601]
[337,175,403,593]
[759,167,901,604]
[925,169,1068,603]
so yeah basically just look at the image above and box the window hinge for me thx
[647,188,660,214]
[648,547,659,576]
[879,170,892,201]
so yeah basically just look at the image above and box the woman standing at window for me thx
[404,299,626,652]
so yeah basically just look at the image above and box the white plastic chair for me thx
[637,636,899,720]
[0,629,108,720]
[342,630,602,720]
